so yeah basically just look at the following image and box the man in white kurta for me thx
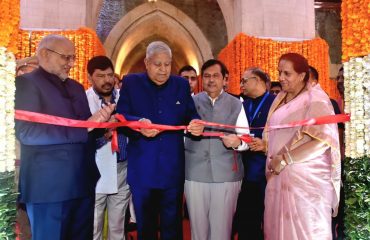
[86,56,130,240]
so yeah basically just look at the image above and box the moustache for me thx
[102,83,113,89]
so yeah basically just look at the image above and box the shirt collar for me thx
[92,88,117,105]
[207,89,224,106]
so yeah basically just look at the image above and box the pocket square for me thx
[176,101,181,104]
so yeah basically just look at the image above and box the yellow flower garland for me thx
[16,27,106,89]
[341,0,370,62]
[218,33,339,99]
[0,0,20,53]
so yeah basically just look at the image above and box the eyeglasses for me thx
[240,76,257,84]
[46,48,76,62]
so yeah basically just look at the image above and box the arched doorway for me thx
[104,1,214,76]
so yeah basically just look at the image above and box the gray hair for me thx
[36,34,71,56]
[146,41,172,59]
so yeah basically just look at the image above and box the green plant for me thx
[344,156,370,240]
[0,171,17,239]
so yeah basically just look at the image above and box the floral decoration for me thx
[343,54,370,158]
[218,33,339,99]
[341,0,370,62]
[0,47,16,172]
[0,0,20,53]
[15,27,106,89]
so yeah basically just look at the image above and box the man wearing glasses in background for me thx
[179,65,198,96]
[15,35,115,239]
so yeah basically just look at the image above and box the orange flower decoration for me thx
[16,28,105,89]
[218,33,339,99]
[341,0,370,61]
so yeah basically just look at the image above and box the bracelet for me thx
[283,152,294,165]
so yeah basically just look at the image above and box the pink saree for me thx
[263,84,341,240]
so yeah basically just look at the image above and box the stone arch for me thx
[104,1,214,75]
[216,0,235,41]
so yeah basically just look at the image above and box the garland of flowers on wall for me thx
[0,48,16,173]
[341,1,370,239]
[341,0,370,62]
[342,54,370,239]
[0,47,17,239]
[344,55,370,158]
[16,27,106,89]
[218,33,340,99]
[0,0,20,54]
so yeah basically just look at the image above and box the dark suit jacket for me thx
[15,67,99,203]
[242,92,275,182]
[116,73,199,189]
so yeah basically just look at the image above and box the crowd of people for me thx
[14,34,345,240]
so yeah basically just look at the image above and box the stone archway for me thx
[104,1,214,75]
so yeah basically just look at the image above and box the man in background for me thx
[179,65,198,96]
[86,56,131,240]
[269,82,282,95]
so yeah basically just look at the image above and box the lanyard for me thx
[248,92,269,123]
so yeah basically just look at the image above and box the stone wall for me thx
[96,0,227,56]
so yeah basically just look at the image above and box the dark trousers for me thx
[131,186,183,240]
[26,195,95,240]
[234,180,266,240]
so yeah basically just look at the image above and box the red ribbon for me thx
[15,110,350,152]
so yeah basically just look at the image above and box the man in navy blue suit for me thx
[15,35,115,240]
[234,67,275,240]
[117,41,204,240]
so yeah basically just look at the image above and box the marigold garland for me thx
[341,0,370,62]
[0,0,20,53]
[218,33,339,99]
[15,27,106,89]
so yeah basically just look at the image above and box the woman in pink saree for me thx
[263,53,341,240]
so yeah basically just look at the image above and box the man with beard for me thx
[15,35,115,239]
[86,56,131,240]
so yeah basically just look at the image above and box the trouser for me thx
[26,195,95,240]
[130,186,183,240]
[94,161,131,240]
[184,180,242,240]
[234,180,266,240]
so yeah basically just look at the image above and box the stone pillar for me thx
[20,0,88,29]
[221,0,315,40]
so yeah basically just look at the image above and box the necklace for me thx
[283,84,306,104]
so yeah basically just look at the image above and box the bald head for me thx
[37,34,75,80]
[37,35,73,56]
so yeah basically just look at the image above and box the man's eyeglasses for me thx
[240,76,257,84]
[46,48,76,62]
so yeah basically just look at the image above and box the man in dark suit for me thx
[116,41,204,240]
[234,67,275,240]
[15,34,115,240]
